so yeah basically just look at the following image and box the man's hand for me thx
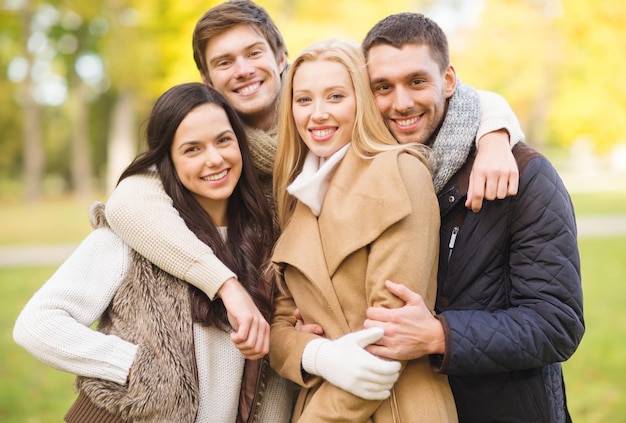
[466,129,519,213]
[217,277,270,360]
[294,308,324,335]
[363,280,445,361]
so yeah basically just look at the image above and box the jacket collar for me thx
[438,147,475,218]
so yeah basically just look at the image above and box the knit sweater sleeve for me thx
[105,169,237,299]
[476,90,525,147]
[13,228,137,385]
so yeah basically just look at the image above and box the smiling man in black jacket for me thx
[362,13,584,423]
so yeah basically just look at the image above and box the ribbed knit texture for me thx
[257,368,295,422]
[64,391,124,423]
[301,338,326,376]
[243,123,279,235]
[430,80,481,194]
[13,228,138,384]
[194,325,244,422]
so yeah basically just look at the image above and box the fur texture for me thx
[76,202,199,422]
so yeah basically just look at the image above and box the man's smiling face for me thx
[367,43,456,145]
[204,24,286,130]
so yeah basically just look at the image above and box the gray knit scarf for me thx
[430,80,481,193]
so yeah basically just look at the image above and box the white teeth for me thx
[238,82,260,94]
[202,170,227,181]
[312,128,334,137]
[396,117,418,127]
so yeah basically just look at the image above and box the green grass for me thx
[1,266,76,423]
[0,195,101,246]
[562,236,626,422]
[570,191,626,216]
[1,192,625,421]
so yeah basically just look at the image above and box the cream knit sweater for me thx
[13,228,292,422]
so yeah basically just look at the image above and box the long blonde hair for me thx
[273,39,429,229]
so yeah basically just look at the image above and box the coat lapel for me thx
[319,148,414,276]
[272,201,348,328]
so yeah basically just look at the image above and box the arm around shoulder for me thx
[105,170,236,299]
[476,90,525,147]
[468,91,522,211]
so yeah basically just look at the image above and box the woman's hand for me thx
[218,278,270,360]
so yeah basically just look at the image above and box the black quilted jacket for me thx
[432,142,584,423]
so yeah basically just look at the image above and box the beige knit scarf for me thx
[245,124,277,177]
[244,124,279,235]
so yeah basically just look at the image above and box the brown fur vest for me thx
[70,202,200,422]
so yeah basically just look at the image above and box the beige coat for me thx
[270,147,458,423]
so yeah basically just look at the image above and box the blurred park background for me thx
[1,0,625,421]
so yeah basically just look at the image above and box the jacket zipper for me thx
[447,225,459,262]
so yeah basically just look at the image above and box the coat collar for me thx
[274,147,416,277]
[438,147,474,218]
[272,200,349,329]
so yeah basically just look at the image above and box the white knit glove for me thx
[301,327,401,400]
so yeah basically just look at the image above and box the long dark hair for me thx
[118,82,274,326]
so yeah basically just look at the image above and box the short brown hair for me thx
[362,13,449,74]
[192,0,287,83]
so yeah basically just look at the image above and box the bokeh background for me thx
[1,0,625,421]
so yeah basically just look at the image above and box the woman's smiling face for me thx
[171,103,242,225]
[291,60,357,158]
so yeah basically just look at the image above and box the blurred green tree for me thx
[2,0,110,201]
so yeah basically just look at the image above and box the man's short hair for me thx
[362,13,450,73]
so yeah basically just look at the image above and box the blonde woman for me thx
[269,39,457,422]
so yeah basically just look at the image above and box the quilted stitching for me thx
[437,149,583,423]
